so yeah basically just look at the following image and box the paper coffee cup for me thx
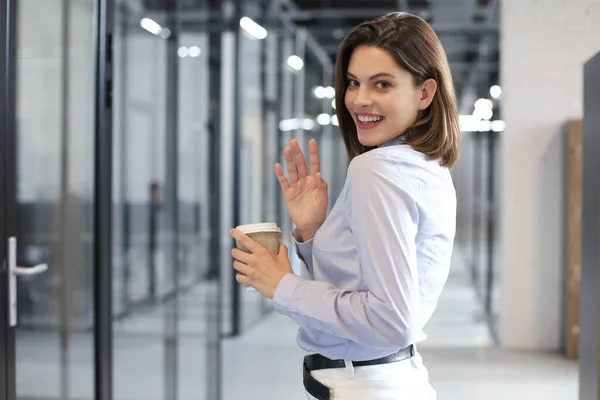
[235,223,281,255]
[235,223,281,292]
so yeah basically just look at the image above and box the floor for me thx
[12,252,578,399]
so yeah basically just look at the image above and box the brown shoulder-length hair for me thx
[335,12,460,168]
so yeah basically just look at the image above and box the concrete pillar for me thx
[581,51,600,400]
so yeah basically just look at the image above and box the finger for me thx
[278,241,289,258]
[236,273,251,287]
[284,147,299,183]
[291,139,308,178]
[317,172,327,186]
[232,247,252,264]
[274,163,291,191]
[309,139,321,175]
[233,260,251,275]
[230,229,262,254]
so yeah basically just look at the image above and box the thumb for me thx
[317,172,328,187]
[278,240,289,257]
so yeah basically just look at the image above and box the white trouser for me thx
[304,352,436,400]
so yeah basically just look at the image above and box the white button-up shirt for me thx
[272,137,457,361]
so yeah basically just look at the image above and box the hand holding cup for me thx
[230,224,293,298]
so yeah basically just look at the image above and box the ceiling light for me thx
[313,86,326,99]
[240,17,268,40]
[287,55,304,71]
[159,28,171,39]
[178,47,189,58]
[474,98,494,111]
[189,46,201,57]
[140,18,163,36]
[317,114,331,125]
[473,107,493,121]
[490,85,502,99]
[492,120,506,132]
[324,86,335,99]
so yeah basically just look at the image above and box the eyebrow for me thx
[347,72,396,80]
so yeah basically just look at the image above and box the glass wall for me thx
[237,1,271,330]
[232,2,339,333]
[6,0,342,398]
[275,24,342,226]
[214,0,343,337]
[111,0,216,398]
[176,26,214,400]
[301,37,345,204]
[276,25,297,244]
[112,1,173,397]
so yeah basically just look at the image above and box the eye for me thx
[347,79,359,87]
[375,81,391,89]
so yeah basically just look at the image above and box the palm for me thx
[284,173,328,229]
[275,139,328,238]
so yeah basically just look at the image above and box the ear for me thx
[418,79,437,111]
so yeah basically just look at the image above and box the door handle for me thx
[8,237,49,327]
[14,263,48,276]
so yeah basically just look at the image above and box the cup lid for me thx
[236,223,281,234]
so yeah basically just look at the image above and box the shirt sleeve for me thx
[291,229,314,279]
[273,154,421,349]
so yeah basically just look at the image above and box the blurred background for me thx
[1,0,599,399]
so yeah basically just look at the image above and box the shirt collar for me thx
[379,135,407,148]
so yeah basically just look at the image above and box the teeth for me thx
[358,115,384,123]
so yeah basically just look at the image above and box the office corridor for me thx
[222,252,578,400]
[2,0,600,398]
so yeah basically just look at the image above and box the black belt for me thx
[303,345,416,400]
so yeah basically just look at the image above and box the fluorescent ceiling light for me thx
[492,120,505,132]
[240,17,268,40]
[278,118,315,131]
[140,18,163,36]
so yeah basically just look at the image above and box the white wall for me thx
[500,0,600,350]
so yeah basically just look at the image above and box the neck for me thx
[378,134,406,148]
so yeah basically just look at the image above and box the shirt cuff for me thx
[292,228,313,245]
[272,273,304,314]
[292,229,314,264]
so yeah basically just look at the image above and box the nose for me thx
[352,87,372,108]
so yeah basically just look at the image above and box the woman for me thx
[230,12,459,400]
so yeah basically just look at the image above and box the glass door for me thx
[0,0,101,399]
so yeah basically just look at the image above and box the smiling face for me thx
[343,45,436,147]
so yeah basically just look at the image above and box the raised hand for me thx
[275,139,328,241]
